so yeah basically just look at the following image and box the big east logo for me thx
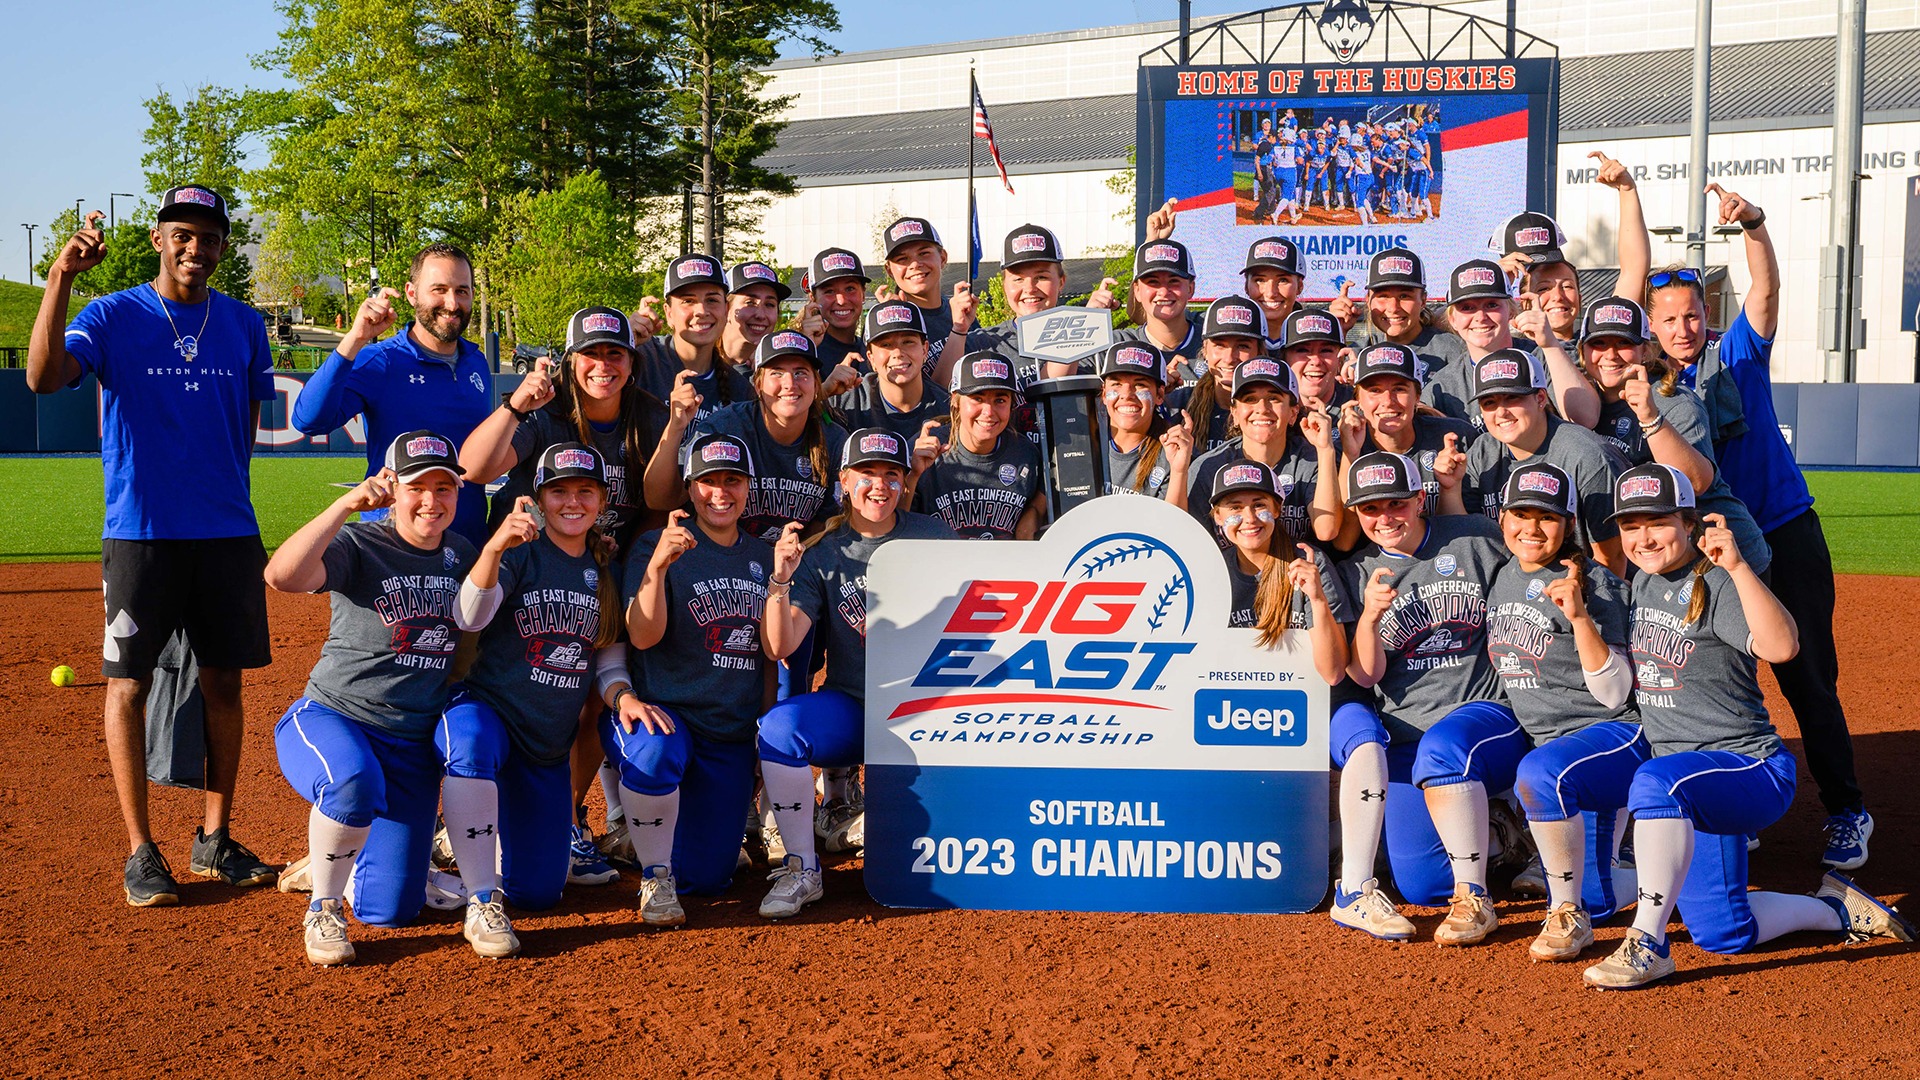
[908,532,1198,698]
[1035,314,1100,348]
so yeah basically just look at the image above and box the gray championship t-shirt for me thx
[790,512,959,703]
[913,433,1042,540]
[624,527,774,743]
[830,373,949,446]
[1225,544,1352,629]
[635,336,756,431]
[1339,514,1509,741]
[304,522,479,740]
[1462,416,1628,550]
[1105,438,1174,499]
[1186,435,1324,548]
[1486,560,1638,741]
[1117,318,1203,384]
[1595,392,1772,575]
[463,538,610,767]
[692,401,848,543]
[1628,563,1780,760]
[491,402,668,555]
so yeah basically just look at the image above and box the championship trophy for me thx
[1016,305,1114,523]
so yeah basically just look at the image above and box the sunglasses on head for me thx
[1647,268,1703,289]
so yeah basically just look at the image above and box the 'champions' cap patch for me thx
[860,432,901,455]
[1114,346,1157,370]
[822,252,857,273]
[680,257,717,277]
[1254,240,1290,260]
[1515,226,1554,248]
[742,263,776,281]
[701,441,743,463]
[1222,464,1267,487]
[1242,358,1283,378]
[1594,304,1635,326]
[1518,471,1562,497]
[1459,266,1499,289]
[1143,243,1182,264]
[582,312,623,335]
[768,330,810,352]
[1378,255,1415,277]
[876,306,913,326]
[553,448,597,471]
[1620,475,1664,500]
[971,357,1010,380]
[890,220,926,240]
[1011,233,1049,253]
[1479,357,1523,382]
[1357,464,1399,488]
[1218,305,1254,326]
[175,187,218,207]
[407,435,451,458]
[1297,314,1334,335]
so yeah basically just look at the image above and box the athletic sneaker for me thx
[304,899,354,966]
[597,817,641,871]
[1488,799,1535,874]
[1821,809,1874,871]
[638,865,686,928]
[1746,834,1761,852]
[1509,854,1548,897]
[816,800,864,854]
[277,854,313,894]
[1816,870,1916,943]
[763,821,788,864]
[463,890,521,958]
[124,842,180,907]
[566,825,620,886]
[759,854,824,919]
[431,817,457,871]
[1329,877,1415,941]
[1582,928,1674,990]
[1434,882,1498,946]
[424,869,467,911]
[189,827,278,887]
[1529,902,1595,962]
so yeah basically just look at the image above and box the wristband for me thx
[1740,209,1766,232]
[504,402,531,421]
[612,686,635,708]
[768,576,793,589]
[1640,414,1666,436]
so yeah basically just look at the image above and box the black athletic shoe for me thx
[125,842,181,907]
[189,827,278,887]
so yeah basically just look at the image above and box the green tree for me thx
[34,209,163,299]
[142,85,260,302]
[486,171,644,347]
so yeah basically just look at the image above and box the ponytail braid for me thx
[587,524,621,649]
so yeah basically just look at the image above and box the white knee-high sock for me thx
[1629,817,1693,944]
[1750,890,1845,942]
[598,760,625,825]
[441,776,501,896]
[616,784,680,871]
[1339,744,1389,889]
[1531,816,1586,909]
[309,805,371,904]
[761,761,819,870]
[1425,781,1490,891]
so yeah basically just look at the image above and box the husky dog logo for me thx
[1316,0,1376,64]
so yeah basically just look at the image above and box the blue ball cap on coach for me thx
[534,442,608,490]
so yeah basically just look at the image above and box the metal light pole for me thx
[1823,0,1867,382]
[110,193,135,231]
[1685,0,1712,273]
[20,224,36,284]
[74,199,84,227]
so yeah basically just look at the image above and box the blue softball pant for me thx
[1411,171,1432,200]
[599,708,760,895]
[1628,746,1797,954]
[437,691,574,911]
[1332,699,1527,906]
[1514,721,1651,921]
[274,698,440,928]
[758,688,863,769]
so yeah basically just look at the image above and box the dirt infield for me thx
[4,561,1916,1077]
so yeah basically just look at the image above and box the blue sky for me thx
[1,0,1258,285]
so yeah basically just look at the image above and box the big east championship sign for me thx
[863,497,1329,913]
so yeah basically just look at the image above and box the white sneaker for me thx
[1817,870,1917,942]
[816,799,864,853]
[463,891,521,958]
[764,821,788,864]
[1529,901,1595,962]
[759,854,824,919]
[567,825,621,886]
[1583,928,1675,990]
[424,869,468,911]
[1509,854,1548,897]
[638,865,687,927]
[597,817,640,870]
[431,819,457,871]
[1329,877,1415,941]
[303,899,354,966]
[1435,882,1499,946]
[277,854,312,894]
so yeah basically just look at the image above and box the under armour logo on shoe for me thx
[771,802,807,812]
[1638,888,1665,905]
[323,849,359,861]
[633,818,665,827]
[1359,789,1385,802]
[465,825,495,839]
[1447,852,1483,863]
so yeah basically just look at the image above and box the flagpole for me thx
[968,66,979,285]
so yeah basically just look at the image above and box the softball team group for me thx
[33,167,1908,992]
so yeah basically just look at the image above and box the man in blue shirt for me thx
[291,243,492,547]
[27,186,279,906]
[1647,183,1873,871]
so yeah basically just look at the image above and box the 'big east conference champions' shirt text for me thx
[1340,514,1508,741]
[1628,564,1780,760]
[790,512,958,703]
[1486,560,1636,740]
[913,433,1042,540]
[305,523,479,739]
[625,528,774,743]
[463,539,609,766]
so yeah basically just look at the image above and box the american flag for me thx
[972,82,1015,195]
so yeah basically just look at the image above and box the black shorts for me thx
[101,536,272,679]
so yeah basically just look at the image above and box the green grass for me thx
[0,279,90,348]
[0,455,366,562]
[1804,470,1920,576]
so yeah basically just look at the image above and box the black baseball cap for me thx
[1095,340,1166,383]
[1243,236,1301,276]
[754,329,821,371]
[1202,296,1267,342]
[841,427,912,470]
[727,261,792,301]
[157,185,230,231]
[1345,451,1422,506]
[1003,224,1063,268]
[565,307,635,355]
[1231,356,1298,399]
[1501,460,1577,517]
[1368,247,1426,290]
[683,432,754,483]
[535,442,608,489]
[1134,239,1196,281]
[665,253,727,296]
[1497,212,1569,265]
[864,300,928,342]
[951,350,1020,395]
[1448,259,1511,303]
[1470,348,1546,400]
[1353,342,1426,387]
[1281,308,1343,349]
[1210,459,1282,504]
[883,217,943,259]
[385,430,466,484]
[1609,463,1696,521]
[1579,296,1649,345]
[810,248,870,289]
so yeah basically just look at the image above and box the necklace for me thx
[154,284,212,362]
